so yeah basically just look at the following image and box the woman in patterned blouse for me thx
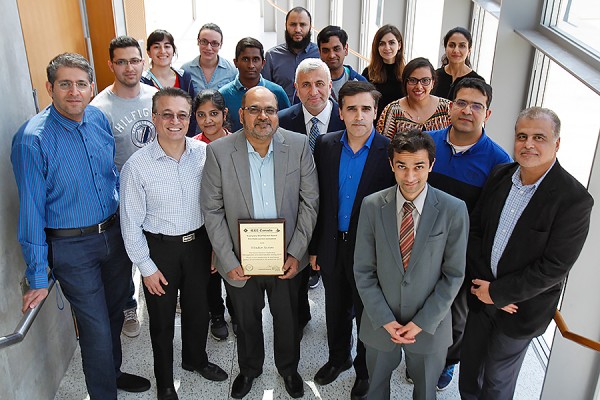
[377,57,451,139]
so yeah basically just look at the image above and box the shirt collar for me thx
[511,159,556,189]
[49,104,88,131]
[193,55,227,70]
[149,137,195,160]
[246,137,274,157]
[234,75,266,91]
[445,126,489,154]
[302,100,332,126]
[396,183,428,217]
[340,128,376,149]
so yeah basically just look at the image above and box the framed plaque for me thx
[238,219,286,275]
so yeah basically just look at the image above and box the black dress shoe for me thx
[283,372,304,398]
[351,378,369,400]
[231,374,254,399]
[157,387,178,400]
[313,358,353,385]
[182,361,228,381]
[116,372,151,392]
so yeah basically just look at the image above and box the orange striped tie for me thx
[399,202,415,270]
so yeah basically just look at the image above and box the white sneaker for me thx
[122,308,140,337]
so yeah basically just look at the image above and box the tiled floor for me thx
[54,279,545,400]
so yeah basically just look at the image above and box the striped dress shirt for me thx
[120,138,207,277]
[11,104,120,289]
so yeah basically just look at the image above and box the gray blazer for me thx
[201,128,319,288]
[354,185,468,354]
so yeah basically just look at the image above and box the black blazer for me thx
[308,130,395,272]
[278,102,345,135]
[467,161,593,339]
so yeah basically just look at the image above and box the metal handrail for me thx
[264,0,370,63]
[0,275,55,350]
[554,309,600,352]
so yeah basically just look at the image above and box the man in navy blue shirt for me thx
[11,53,150,399]
[308,81,394,400]
[426,78,511,391]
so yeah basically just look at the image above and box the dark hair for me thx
[109,36,142,60]
[152,87,192,114]
[193,89,231,130]
[454,77,493,108]
[146,29,177,56]
[198,23,223,42]
[47,53,94,84]
[338,81,381,108]
[388,129,436,165]
[317,25,348,48]
[235,37,264,60]
[366,24,405,84]
[286,7,312,25]
[516,107,561,139]
[402,57,436,95]
[441,27,473,67]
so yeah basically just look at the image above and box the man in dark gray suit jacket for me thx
[354,130,469,400]
[201,86,319,399]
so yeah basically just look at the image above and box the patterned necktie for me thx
[399,202,415,270]
[309,117,320,153]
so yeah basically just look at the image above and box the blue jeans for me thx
[48,222,130,400]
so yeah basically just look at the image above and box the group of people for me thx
[10,5,593,400]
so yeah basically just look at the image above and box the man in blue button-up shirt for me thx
[11,53,150,399]
[308,81,395,399]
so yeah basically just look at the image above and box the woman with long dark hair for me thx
[362,24,406,119]
[192,89,231,143]
[377,57,451,139]
[432,27,484,100]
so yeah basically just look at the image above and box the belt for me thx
[45,214,117,238]
[338,231,350,241]
[144,228,202,243]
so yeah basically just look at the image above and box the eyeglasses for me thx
[242,106,278,116]
[198,39,221,48]
[406,77,432,86]
[55,81,91,91]
[112,58,143,67]
[453,99,486,113]
[153,112,191,121]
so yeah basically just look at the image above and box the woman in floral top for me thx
[377,57,451,139]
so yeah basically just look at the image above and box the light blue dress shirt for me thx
[181,55,237,93]
[247,139,277,219]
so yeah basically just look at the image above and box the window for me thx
[406,0,445,65]
[471,4,499,82]
[545,0,600,57]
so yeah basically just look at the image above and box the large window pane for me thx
[539,59,600,187]
[471,5,499,83]
[550,0,600,57]
[410,0,444,65]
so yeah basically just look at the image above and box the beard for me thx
[285,30,312,51]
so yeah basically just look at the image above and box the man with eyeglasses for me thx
[262,7,319,103]
[11,53,151,399]
[120,87,228,400]
[182,23,237,93]
[425,77,511,391]
[201,86,319,399]
[219,37,290,132]
[91,35,158,340]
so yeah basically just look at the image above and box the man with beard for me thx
[262,7,319,104]
[91,36,158,339]
[201,86,319,398]
[220,37,290,132]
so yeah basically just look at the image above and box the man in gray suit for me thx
[201,86,319,399]
[354,129,469,400]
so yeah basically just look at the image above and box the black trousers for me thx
[321,238,368,379]
[297,265,312,327]
[459,305,531,400]
[207,270,235,319]
[227,274,301,378]
[143,226,211,390]
[446,280,469,365]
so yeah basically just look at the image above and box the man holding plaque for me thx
[308,81,395,400]
[201,86,319,399]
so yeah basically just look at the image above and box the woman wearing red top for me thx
[193,89,235,340]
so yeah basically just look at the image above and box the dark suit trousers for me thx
[143,227,211,390]
[227,274,301,378]
[321,237,369,379]
[207,271,235,318]
[446,280,469,365]
[459,305,531,400]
